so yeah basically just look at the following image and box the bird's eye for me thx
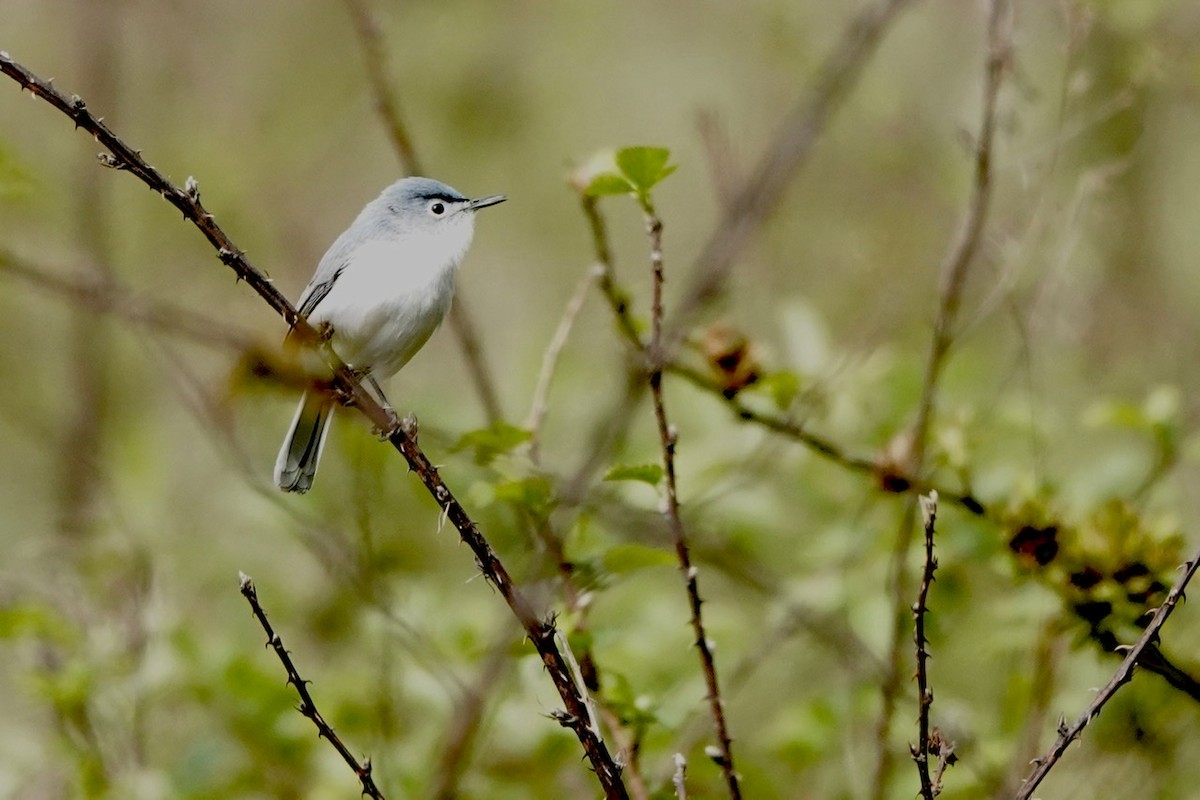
[430,201,446,216]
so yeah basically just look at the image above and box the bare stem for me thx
[0,53,628,800]
[239,573,385,799]
[1014,542,1200,799]
[341,0,423,175]
[526,263,603,463]
[671,0,921,339]
[912,492,947,799]
[641,198,741,799]
[673,753,689,800]
[873,4,1009,794]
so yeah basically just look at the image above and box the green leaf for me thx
[493,476,555,517]
[615,146,675,192]
[603,463,664,486]
[584,172,636,198]
[757,370,802,410]
[453,422,532,466]
[601,543,676,574]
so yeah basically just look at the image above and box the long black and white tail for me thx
[274,390,335,493]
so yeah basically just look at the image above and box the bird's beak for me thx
[466,194,507,211]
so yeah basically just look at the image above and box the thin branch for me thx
[526,263,603,463]
[0,53,628,800]
[911,492,948,799]
[671,0,921,338]
[341,0,423,175]
[909,0,1010,469]
[1014,542,1200,800]
[639,197,741,799]
[341,0,503,425]
[239,573,385,800]
[872,4,1010,794]
[0,249,258,351]
[432,636,511,800]
[991,621,1064,799]
[446,299,505,424]
[668,362,989,516]
[583,194,644,350]
[672,753,689,800]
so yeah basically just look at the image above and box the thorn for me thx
[704,744,728,767]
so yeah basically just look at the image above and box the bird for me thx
[274,177,506,493]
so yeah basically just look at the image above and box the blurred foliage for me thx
[3,1,1200,799]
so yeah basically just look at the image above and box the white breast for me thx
[309,223,473,378]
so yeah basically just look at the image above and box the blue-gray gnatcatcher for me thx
[274,177,506,493]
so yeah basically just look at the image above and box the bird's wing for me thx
[296,265,345,317]
[295,232,361,318]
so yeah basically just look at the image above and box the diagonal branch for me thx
[640,196,741,799]
[1014,542,1200,800]
[0,52,628,800]
[872,4,1010,795]
[671,0,921,336]
[239,573,385,799]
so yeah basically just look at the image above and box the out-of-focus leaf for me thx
[584,172,635,197]
[0,601,75,644]
[755,370,802,410]
[603,463,663,486]
[601,543,675,575]
[453,422,532,465]
[493,475,555,517]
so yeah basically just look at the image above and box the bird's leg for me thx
[352,368,400,436]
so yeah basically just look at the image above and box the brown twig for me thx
[341,0,423,175]
[911,492,944,799]
[0,53,628,800]
[238,573,385,799]
[639,196,741,799]
[671,0,921,338]
[668,362,989,516]
[1014,542,1200,799]
[872,4,1010,794]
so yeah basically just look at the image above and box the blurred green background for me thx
[3,0,1200,798]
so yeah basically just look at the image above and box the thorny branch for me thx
[239,573,385,799]
[0,52,629,800]
[873,3,1010,795]
[911,492,953,799]
[639,196,741,799]
[1014,542,1200,800]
